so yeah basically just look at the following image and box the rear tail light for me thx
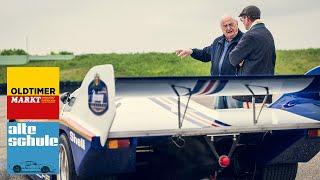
[107,139,130,149]
[218,155,230,168]
[307,129,320,138]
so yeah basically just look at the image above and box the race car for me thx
[9,161,55,174]
[30,65,320,179]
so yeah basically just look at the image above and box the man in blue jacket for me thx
[175,15,243,109]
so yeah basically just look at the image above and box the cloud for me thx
[0,0,319,54]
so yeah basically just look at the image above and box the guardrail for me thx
[29,55,75,61]
[0,55,29,65]
[0,55,75,65]
[0,81,82,95]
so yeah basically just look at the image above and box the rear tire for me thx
[259,163,298,180]
[56,133,77,180]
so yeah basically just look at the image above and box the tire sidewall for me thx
[59,133,77,180]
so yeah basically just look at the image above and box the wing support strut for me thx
[171,85,192,129]
[244,85,269,125]
[170,85,192,148]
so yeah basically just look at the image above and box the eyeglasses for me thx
[240,16,246,22]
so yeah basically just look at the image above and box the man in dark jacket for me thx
[229,5,276,76]
[229,5,276,106]
[175,15,243,109]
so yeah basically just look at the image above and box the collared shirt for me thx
[218,40,230,75]
[249,19,263,30]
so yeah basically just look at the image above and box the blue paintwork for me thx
[77,137,136,177]
[258,129,320,165]
[269,95,320,121]
[270,66,320,121]
[59,123,137,177]
[263,66,320,165]
[214,120,231,126]
[305,66,320,75]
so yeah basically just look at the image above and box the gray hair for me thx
[220,14,238,25]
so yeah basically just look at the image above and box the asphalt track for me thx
[0,96,319,180]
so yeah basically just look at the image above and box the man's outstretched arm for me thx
[176,43,214,62]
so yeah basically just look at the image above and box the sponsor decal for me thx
[70,131,86,150]
[282,101,296,108]
[7,122,59,174]
[88,73,109,115]
[7,67,59,119]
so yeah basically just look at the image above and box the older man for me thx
[175,15,243,109]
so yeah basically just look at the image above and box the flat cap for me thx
[239,5,261,19]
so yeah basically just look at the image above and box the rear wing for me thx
[115,75,320,97]
[61,65,320,146]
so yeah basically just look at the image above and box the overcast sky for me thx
[1,0,320,54]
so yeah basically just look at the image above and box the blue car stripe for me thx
[191,80,207,94]
[207,80,228,94]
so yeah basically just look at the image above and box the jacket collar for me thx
[218,30,243,44]
[250,19,265,30]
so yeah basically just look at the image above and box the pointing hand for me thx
[175,49,193,58]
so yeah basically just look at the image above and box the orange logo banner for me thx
[7,67,59,119]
